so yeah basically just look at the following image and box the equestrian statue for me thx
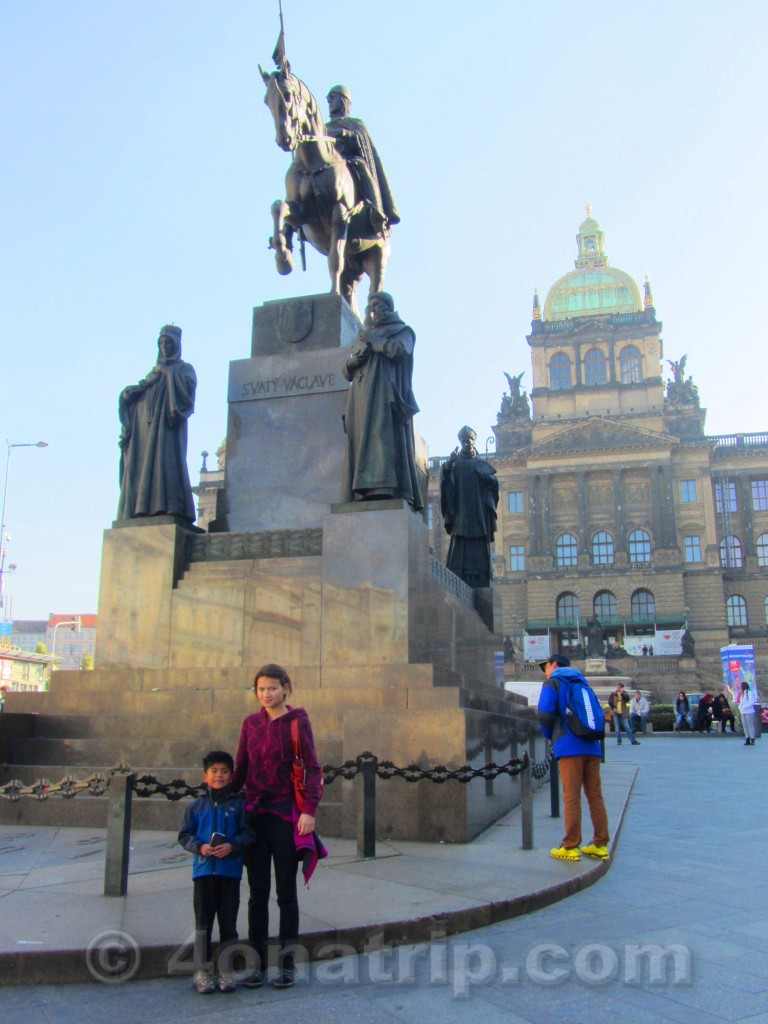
[259,48,399,317]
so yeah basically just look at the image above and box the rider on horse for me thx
[325,85,400,239]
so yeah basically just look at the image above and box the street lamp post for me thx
[0,440,48,611]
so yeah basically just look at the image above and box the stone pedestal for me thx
[585,656,609,675]
[321,501,430,667]
[96,518,196,669]
[224,294,359,533]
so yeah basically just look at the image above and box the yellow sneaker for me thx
[550,846,580,861]
[581,843,610,860]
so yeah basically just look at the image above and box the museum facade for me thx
[427,211,768,687]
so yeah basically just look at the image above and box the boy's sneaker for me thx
[550,846,580,861]
[242,969,263,988]
[195,970,215,994]
[218,972,236,993]
[580,843,610,860]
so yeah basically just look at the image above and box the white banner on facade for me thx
[624,628,684,657]
[524,633,550,662]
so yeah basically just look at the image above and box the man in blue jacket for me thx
[537,654,610,862]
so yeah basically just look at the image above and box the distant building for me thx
[192,441,226,532]
[11,619,47,653]
[0,647,55,691]
[46,614,97,670]
[427,210,768,688]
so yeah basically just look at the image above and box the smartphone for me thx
[210,832,227,848]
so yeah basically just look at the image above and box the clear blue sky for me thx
[2,0,767,620]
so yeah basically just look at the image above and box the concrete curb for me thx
[0,766,638,986]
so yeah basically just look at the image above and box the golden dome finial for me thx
[586,201,592,219]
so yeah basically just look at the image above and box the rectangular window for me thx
[752,480,768,511]
[427,503,433,530]
[680,480,697,503]
[509,545,525,571]
[715,481,738,513]
[684,536,702,563]
[508,491,524,515]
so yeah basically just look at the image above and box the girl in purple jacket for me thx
[233,663,322,989]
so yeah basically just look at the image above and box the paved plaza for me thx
[0,737,766,1022]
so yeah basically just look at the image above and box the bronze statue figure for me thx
[440,426,500,589]
[585,616,605,657]
[260,59,395,316]
[117,325,197,522]
[340,292,422,509]
[325,84,400,237]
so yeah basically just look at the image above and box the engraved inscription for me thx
[240,371,338,399]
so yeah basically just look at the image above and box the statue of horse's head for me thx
[260,64,319,153]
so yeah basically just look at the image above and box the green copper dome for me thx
[543,208,642,321]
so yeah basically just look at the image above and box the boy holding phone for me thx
[178,750,250,994]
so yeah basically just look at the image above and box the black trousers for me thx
[244,812,299,970]
[193,875,241,966]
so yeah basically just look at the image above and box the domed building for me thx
[429,210,768,695]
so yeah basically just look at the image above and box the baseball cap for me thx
[538,653,571,671]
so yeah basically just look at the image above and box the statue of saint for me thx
[439,426,500,589]
[326,84,400,236]
[681,629,695,657]
[341,292,422,509]
[585,616,605,657]
[117,325,197,522]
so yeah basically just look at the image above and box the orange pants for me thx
[558,755,610,849]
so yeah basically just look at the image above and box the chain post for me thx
[356,755,377,859]
[104,772,134,896]
[521,755,533,850]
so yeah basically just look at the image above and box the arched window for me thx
[549,352,573,391]
[757,535,768,568]
[727,595,748,627]
[631,589,656,621]
[628,529,652,563]
[557,592,580,624]
[594,591,618,620]
[584,348,608,386]
[620,345,643,384]
[556,533,578,567]
[720,536,743,568]
[592,530,615,564]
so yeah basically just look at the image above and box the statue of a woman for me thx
[117,325,197,522]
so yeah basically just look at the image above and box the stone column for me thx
[528,475,541,555]
[612,469,626,551]
[577,471,589,556]
[738,475,755,556]
[541,474,552,556]
[574,342,583,386]
[660,466,678,548]
[650,469,664,550]
[608,337,617,383]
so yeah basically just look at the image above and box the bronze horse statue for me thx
[259,64,391,316]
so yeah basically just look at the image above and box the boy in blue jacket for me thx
[179,750,250,994]
[537,654,610,863]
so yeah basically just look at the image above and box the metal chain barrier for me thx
[0,773,107,802]
[1,752,554,892]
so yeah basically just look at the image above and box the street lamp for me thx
[0,440,48,611]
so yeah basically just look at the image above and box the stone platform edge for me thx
[0,767,638,986]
